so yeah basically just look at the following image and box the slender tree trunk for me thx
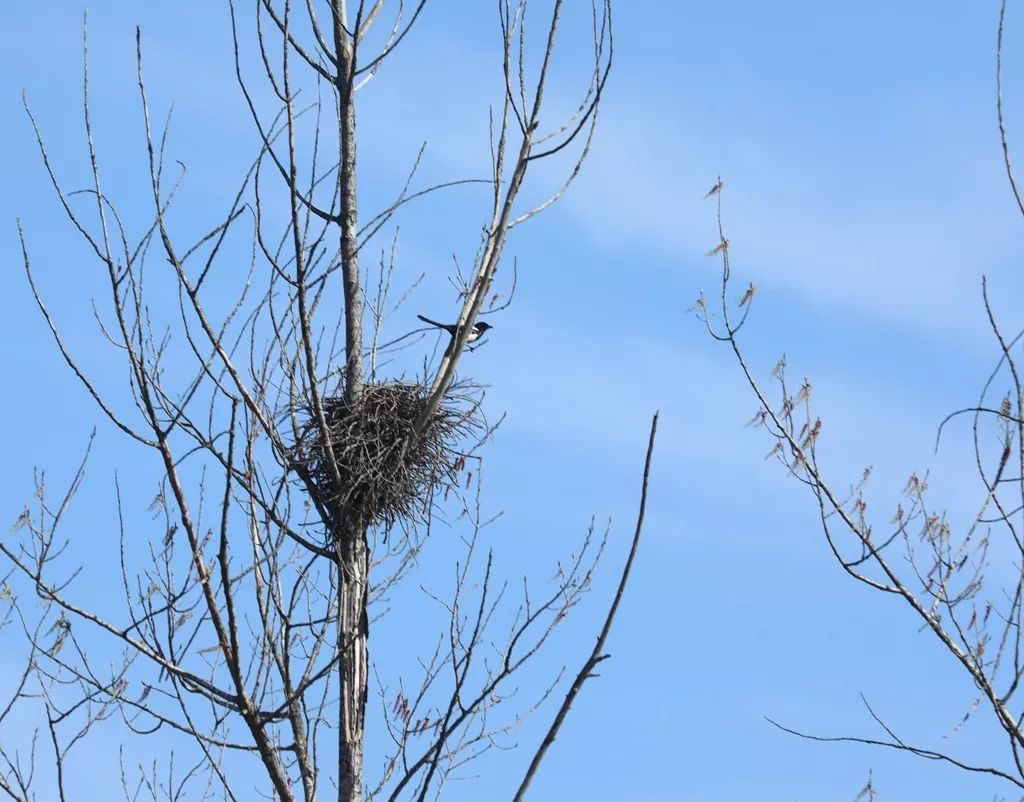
[334,5,364,409]
[331,7,367,801]
[336,513,369,802]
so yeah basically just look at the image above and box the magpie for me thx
[417,314,492,344]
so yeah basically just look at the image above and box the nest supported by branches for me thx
[291,381,482,532]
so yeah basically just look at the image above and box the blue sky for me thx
[2,2,1024,800]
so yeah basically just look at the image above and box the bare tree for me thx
[2,3,657,801]
[696,1,1024,793]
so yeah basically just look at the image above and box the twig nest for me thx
[291,381,480,531]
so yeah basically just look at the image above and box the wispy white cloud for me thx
[560,88,1024,348]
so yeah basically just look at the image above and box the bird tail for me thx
[417,314,446,329]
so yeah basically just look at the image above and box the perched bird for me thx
[417,314,492,344]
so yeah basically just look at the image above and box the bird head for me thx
[474,321,493,333]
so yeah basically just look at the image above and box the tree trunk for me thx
[337,516,369,802]
[330,8,367,800]
[333,4,363,410]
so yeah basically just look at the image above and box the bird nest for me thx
[290,381,481,532]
